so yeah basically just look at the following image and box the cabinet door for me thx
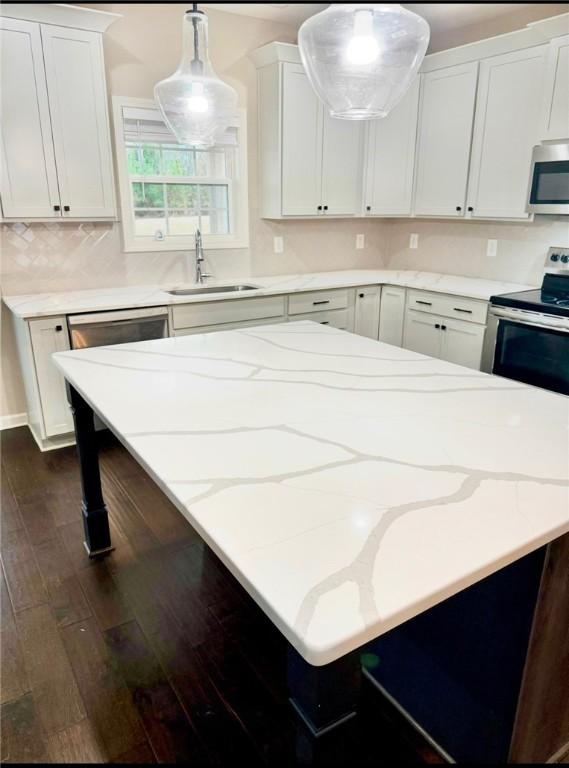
[354,286,380,339]
[378,286,406,347]
[403,310,442,358]
[467,46,547,220]
[41,24,115,218]
[321,112,363,215]
[439,317,485,370]
[414,62,478,217]
[540,35,569,141]
[364,77,420,216]
[281,63,322,216]
[0,17,60,218]
[29,317,74,437]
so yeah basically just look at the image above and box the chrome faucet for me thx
[195,228,212,284]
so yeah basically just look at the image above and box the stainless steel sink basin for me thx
[167,284,260,296]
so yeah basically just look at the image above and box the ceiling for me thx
[202,3,568,51]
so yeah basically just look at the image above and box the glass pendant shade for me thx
[298,3,430,120]
[154,8,237,147]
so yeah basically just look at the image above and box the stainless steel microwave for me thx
[527,143,569,214]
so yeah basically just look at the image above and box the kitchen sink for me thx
[167,284,260,296]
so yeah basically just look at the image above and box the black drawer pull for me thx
[454,307,472,314]
[320,321,330,325]
[416,300,432,306]
[313,300,330,305]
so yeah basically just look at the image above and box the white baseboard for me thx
[0,412,27,431]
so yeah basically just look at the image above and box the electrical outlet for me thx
[273,236,284,254]
[486,239,498,258]
[409,233,418,249]
[356,234,365,250]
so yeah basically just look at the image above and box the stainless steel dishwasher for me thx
[68,306,169,349]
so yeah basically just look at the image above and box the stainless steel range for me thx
[482,247,569,395]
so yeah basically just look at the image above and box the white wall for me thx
[384,217,569,286]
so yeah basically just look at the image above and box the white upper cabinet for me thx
[363,76,420,216]
[0,17,60,218]
[41,25,116,218]
[413,62,479,217]
[321,111,363,216]
[256,50,363,218]
[282,63,322,216]
[0,9,116,220]
[540,35,569,141]
[467,45,547,220]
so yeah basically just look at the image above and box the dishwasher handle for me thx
[68,306,168,326]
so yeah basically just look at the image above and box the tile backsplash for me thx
[0,216,387,296]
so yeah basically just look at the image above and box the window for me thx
[113,97,249,251]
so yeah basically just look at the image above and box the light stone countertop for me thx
[3,269,536,319]
[53,321,569,666]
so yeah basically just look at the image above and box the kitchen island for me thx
[53,322,569,762]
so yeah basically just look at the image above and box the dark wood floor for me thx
[1,426,444,765]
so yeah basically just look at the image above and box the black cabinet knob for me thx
[467,206,473,212]
[359,293,364,298]
[63,205,70,212]
[317,205,322,211]
[323,205,328,211]
[366,205,371,212]
[53,205,60,212]
[456,206,462,212]
[441,325,447,331]
[435,323,440,329]
[55,325,63,332]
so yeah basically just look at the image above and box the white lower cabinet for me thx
[354,286,380,339]
[378,286,406,346]
[439,317,485,369]
[403,309,485,370]
[403,310,442,359]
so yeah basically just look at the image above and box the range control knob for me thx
[551,253,560,262]
[561,254,569,264]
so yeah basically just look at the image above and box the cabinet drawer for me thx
[292,308,354,331]
[171,296,285,330]
[407,290,487,324]
[173,317,286,336]
[288,289,350,315]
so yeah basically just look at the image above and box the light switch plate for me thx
[273,236,284,254]
[409,233,418,249]
[356,234,365,250]
[486,239,498,258]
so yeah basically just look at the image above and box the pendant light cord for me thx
[190,2,203,75]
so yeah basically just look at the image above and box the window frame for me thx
[112,95,249,252]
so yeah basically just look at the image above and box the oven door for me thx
[527,143,569,215]
[493,318,569,395]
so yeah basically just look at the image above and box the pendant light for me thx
[154,4,238,147]
[298,3,430,120]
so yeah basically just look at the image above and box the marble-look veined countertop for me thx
[53,322,569,666]
[3,269,535,319]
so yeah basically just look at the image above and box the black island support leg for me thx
[287,646,361,737]
[67,384,114,557]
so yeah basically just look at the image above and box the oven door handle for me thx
[490,308,569,332]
